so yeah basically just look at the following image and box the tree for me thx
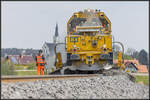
[138,49,148,65]
[132,51,139,59]
[124,54,133,60]
[126,48,135,55]
[125,48,139,59]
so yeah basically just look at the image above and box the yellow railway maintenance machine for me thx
[56,9,124,74]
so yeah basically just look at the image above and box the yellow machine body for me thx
[66,9,114,69]
[55,52,63,69]
[67,35,112,64]
[118,52,125,70]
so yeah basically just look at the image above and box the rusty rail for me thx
[2,74,99,83]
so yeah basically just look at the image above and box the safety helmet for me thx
[39,49,43,53]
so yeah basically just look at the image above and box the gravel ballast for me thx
[1,74,149,99]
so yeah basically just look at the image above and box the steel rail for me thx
[2,74,99,83]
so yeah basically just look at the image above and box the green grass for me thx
[14,62,36,70]
[16,70,37,76]
[1,60,17,76]
[14,65,26,70]
[26,62,36,70]
[1,60,46,76]
[136,76,149,85]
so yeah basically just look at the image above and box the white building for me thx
[42,42,67,74]
[42,23,67,73]
[42,42,56,73]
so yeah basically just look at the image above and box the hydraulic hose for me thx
[112,41,124,64]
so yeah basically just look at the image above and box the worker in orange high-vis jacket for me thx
[35,50,47,75]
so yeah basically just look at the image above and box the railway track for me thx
[1,74,99,83]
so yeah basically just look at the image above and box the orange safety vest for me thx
[36,55,45,66]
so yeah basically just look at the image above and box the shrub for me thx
[124,54,133,60]
[26,62,36,70]
[1,60,17,75]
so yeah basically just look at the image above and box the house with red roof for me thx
[6,54,35,65]
[113,59,148,73]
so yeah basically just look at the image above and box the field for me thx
[1,60,38,76]
[16,70,37,76]
[14,63,39,75]
[135,75,149,85]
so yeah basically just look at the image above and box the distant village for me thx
[1,48,39,65]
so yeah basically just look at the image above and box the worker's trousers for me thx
[37,66,45,75]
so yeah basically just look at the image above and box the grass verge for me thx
[135,75,149,85]
[16,70,37,76]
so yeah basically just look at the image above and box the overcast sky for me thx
[2,1,149,52]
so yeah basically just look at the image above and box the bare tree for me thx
[138,49,148,65]
[125,48,139,58]
[126,48,136,55]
